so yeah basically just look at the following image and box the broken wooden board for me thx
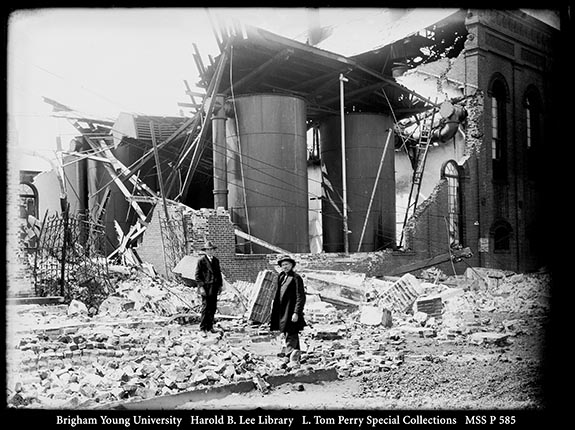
[246,270,277,324]
[303,272,366,305]
[377,273,423,314]
[172,255,202,281]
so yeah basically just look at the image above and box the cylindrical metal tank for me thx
[226,94,309,254]
[320,113,396,252]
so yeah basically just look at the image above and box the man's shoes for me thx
[209,328,219,334]
[200,330,208,337]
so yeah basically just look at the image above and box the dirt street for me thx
[6,269,556,417]
[177,310,549,410]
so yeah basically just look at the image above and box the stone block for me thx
[413,311,429,325]
[468,332,509,346]
[68,300,88,316]
[359,306,392,327]
[192,373,208,385]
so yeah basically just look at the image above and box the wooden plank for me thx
[193,43,206,75]
[389,247,472,276]
[177,102,202,109]
[150,121,170,221]
[321,81,389,105]
[206,9,224,52]
[234,229,290,255]
[185,90,206,98]
[101,163,147,222]
[222,48,294,96]
[247,270,277,323]
[90,139,158,198]
[94,186,111,223]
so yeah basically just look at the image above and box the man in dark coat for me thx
[195,241,223,335]
[270,255,306,363]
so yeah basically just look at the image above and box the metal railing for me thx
[33,210,111,307]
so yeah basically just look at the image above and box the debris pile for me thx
[6,266,551,409]
[6,322,273,408]
[111,272,201,317]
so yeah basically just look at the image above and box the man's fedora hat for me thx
[201,241,217,250]
[277,255,296,267]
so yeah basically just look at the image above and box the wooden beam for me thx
[234,229,291,254]
[290,69,344,91]
[87,138,157,198]
[177,102,202,109]
[206,9,223,52]
[223,48,293,96]
[181,42,231,198]
[101,163,147,222]
[60,151,113,167]
[243,26,438,108]
[389,247,473,276]
[150,121,170,221]
[94,186,111,224]
[321,81,389,105]
[192,43,206,76]
[185,90,206,98]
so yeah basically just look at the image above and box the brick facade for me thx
[403,10,557,273]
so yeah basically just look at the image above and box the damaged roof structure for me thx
[7,8,561,412]
[18,8,557,297]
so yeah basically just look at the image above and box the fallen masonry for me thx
[5,267,551,408]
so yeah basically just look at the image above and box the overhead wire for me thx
[191,158,458,250]
[229,44,253,248]
[20,43,463,253]
[11,53,147,117]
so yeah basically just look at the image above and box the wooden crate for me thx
[247,270,277,323]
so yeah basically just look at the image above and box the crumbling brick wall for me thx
[138,203,274,282]
[7,152,37,297]
[404,180,452,259]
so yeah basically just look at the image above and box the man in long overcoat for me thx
[270,255,306,362]
[195,241,223,335]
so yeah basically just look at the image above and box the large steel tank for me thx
[226,94,309,253]
[320,113,396,252]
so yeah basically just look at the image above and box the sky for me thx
[7,8,322,170]
[7,7,560,172]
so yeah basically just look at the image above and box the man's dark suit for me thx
[195,254,223,332]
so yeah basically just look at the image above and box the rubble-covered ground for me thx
[6,267,552,410]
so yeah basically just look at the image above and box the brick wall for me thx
[6,140,37,297]
[397,11,557,273]
[404,180,451,259]
[138,203,275,282]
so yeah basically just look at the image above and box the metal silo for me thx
[320,113,396,252]
[226,94,309,253]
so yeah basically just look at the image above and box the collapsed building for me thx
[13,9,558,297]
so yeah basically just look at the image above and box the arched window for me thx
[441,160,462,247]
[525,87,541,181]
[490,219,512,252]
[19,182,38,219]
[19,182,39,249]
[490,77,508,182]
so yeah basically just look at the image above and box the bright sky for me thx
[7,7,559,172]
[7,7,323,170]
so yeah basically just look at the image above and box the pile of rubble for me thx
[6,265,551,409]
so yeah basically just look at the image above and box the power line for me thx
[11,53,147,117]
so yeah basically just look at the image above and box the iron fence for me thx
[33,210,111,307]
